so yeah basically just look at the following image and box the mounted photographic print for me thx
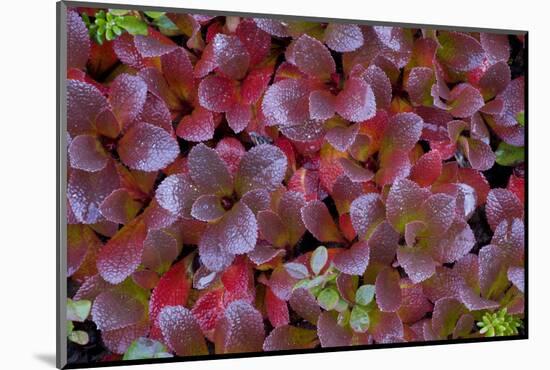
[57,1,527,368]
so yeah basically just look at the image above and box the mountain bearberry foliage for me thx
[65,6,525,364]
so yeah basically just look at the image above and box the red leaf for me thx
[68,161,120,224]
[67,79,109,136]
[198,74,238,112]
[262,78,312,127]
[486,188,524,231]
[396,246,436,283]
[301,200,343,242]
[176,107,216,142]
[324,23,364,52]
[309,90,336,120]
[198,202,257,271]
[333,240,370,276]
[350,193,385,240]
[149,260,192,337]
[221,256,255,304]
[159,305,208,356]
[214,300,265,354]
[188,143,233,195]
[405,67,435,106]
[289,288,321,324]
[134,31,177,57]
[263,325,318,351]
[118,122,179,172]
[161,47,195,101]
[91,290,146,331]
[191,289,225,336]
[291,34,336,80]
[212,33,251,80]
[480,33,510,64]
[68,135,108,172]
[216,138,246,177]
[155,173,201,218]
[236,19,271,66]
[375,268,402,312]
[409,150,442,187]
[226,103,252,133]
[437,32,485,72]
[266,287,290,328]
[67,224,102,277]
[235,144,287,196]
[507,174,525,204]
[191,194,226,222]
[67,10,90,70]
[99,188,141,224]
[96,218,147,284]
[335,78,377,122]
[109,73,147,127]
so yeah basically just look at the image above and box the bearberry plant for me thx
[65,6,526,364]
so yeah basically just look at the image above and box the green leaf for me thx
[123,337,172,360]
[116,15,148,36]
[317,287,340,310]
[495,142,524,166]
[355,285,375,306]
[105,28,115,41]
[334,298,349,313]
[349,305,370,333]
[67,299,92,322]
[337,309,350,327]
[68,330,89,345]
[310,246,328,275]
[154,15,179,33]
[67,321,74,335]
[285,262,309,279]
[109,9,130,16]
[516,111,525,127]
[144,11,166,19]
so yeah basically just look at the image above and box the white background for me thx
[0,0,544,368]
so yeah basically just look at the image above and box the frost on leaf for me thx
[214,300,265,354]
[333,240,370,276]
[437,32,485,72]
[263,326,318,351]
[67,79,109,136]
[198,74,237,112]
[96,218,147,284]
[350,194,385,240]
[324,23,364,52]
[99,189,141,225]
[67,10,90,70]
[109,73,148,127]
[155,173,201,218]
[291,34,336,80]
[188,143,233,195]
[69,135,108,172]
[212,34,250,80]
[262,78,311,127]
[486,189,524,231]
[302,201,343,243]
[159,306,208,356]
[289,288,321,324]
[176,107,216,142]
[199,202,257,271]
[235,144,287,196]
[68,160,120,224]
[118,122,179,172]
[375,268,402,312]
[335,78,376,122]
[91,290,146,332]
